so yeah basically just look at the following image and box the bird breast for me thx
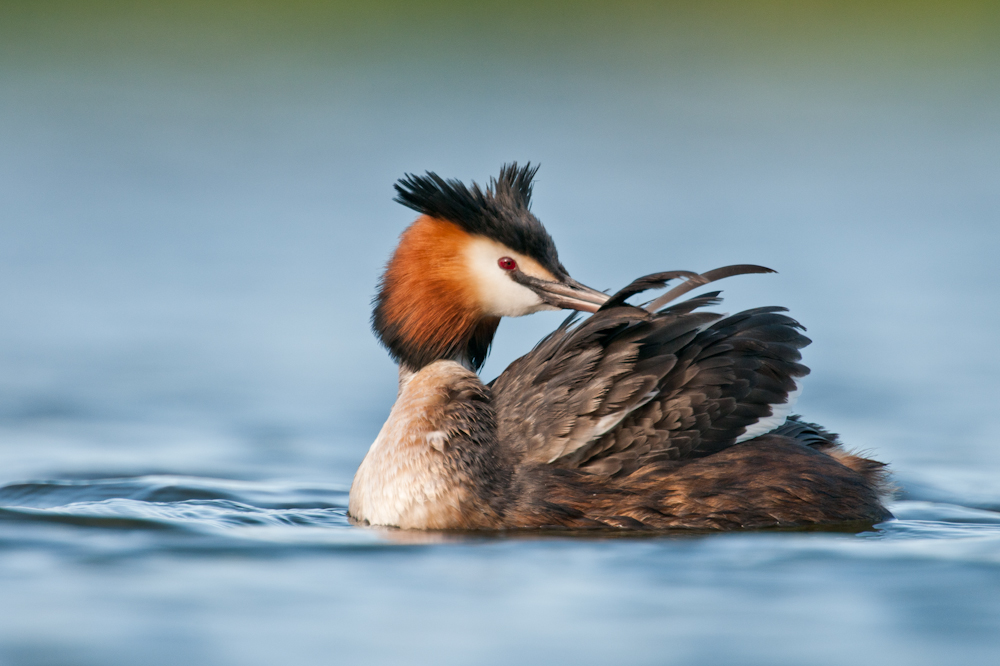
[348,361,503,529]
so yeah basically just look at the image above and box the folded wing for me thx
[491,274,810,476]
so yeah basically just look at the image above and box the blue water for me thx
[2,5,1000,664]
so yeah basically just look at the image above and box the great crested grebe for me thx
[349,163,891,530]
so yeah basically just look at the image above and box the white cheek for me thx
[475,264,547,317]
[465,240,552,317]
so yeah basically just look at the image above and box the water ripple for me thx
[2,476,1000,557]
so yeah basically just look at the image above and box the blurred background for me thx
[1,2,999,664]
[2,0,997,484]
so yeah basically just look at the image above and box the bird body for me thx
[349,164,891,530]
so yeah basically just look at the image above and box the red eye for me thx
[498,257,517,271]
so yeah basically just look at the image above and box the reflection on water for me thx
[1,2,999,665]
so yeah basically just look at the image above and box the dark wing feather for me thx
[492,295,810,475]
[599,271,704,310]
[645,264,775,312]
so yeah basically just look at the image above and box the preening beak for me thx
[512,272,609,313]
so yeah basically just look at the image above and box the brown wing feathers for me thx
[492,306,718,464]
[574,307,810,471]
[492,270,811,477]
[660,307,810,457]
[644,264,775,312]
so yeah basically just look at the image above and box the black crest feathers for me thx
[393,163,566,278]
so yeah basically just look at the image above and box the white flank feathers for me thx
[734,384,802,444]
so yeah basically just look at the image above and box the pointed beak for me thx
[512,272,610,313]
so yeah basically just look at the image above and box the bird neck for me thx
[372,216,500,372]
[387,315,500,375]
[392,316,500,379]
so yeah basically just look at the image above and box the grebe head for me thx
[373,163,608,372]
